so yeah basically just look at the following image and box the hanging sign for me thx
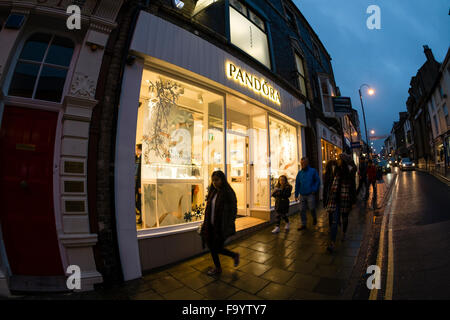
[226,61,281,105]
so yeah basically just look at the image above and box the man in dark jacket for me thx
[295,157,320,230]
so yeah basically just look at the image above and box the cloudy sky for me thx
[294,0,450,153]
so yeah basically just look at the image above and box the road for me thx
[388,169,450,299]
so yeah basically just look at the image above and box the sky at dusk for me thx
[294,0,450,154]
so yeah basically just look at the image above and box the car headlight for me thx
[387,164,390,168]
[413,163,415,166]
[389,161,392,164]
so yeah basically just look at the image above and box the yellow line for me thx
[384,179,398,300]
[369,174,397,300]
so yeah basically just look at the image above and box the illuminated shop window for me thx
[135,69,224,230]
[8,33,74,102]
[321,138,342,175]
[269,116,298,206]
[229,0,271,69]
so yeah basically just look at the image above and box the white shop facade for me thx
[115,11,308,280]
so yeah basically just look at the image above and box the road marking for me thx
[369,173,398,300]
[385,177,398,300]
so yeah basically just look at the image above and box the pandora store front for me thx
[115,11,307,280]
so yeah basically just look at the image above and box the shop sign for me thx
[226,62,281,105]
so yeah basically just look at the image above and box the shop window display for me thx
[269,117,298,206]
[321,139,342,175]
[136,69,224,230]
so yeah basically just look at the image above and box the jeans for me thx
[330,205,340,243]
[275,211,289,227]
[300,194,316,227]
[207,229,236,269]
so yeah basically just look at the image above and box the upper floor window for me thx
[318,75,335,113]
[294,53,307,96]
[8,33,74,102]
[229,0,271,68]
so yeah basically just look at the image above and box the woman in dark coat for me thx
[201,170,239,276]
[271,175,292,233]
[323,160,338,228]
[326,154,353,253]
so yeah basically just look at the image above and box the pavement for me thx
[7,176,395,300]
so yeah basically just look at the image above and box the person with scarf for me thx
[200,170,239,276]
[326,154,353,253]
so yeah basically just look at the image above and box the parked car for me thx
[400,157,415,171]
[378,159,391,174]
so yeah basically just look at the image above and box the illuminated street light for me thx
[370,130,375,135]
[359,84,375,155]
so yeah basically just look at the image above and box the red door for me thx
[0,106,63,276]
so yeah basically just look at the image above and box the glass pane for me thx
[140,183,205,229]
[269,117,298,206]
[34,66,68,102]
[45,36,74,67]
[19,33,51,62]
[8,62,40,98]
[251,114,269,208]
[295,54,305,76]
[227,132,247,214]
[298,76,306,95]
[137,69,224,230]
[230,6,271,68]
[249,10,265,31]
[230,0,247,16]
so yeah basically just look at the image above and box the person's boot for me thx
[285,223,290,231]
[272,226,280,234]
[313,217,317,226]
[207,267,222,276]
[233,253,240,267]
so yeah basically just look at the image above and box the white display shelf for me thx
[141,178,204,184]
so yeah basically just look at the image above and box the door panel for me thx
[0,106,63,276]
[227,132,248,216]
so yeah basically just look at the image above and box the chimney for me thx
[423,45,435,61]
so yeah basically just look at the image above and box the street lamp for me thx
[359,84,375,156]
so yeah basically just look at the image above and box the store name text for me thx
[226,62,281,105]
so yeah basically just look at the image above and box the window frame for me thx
[294,51,307,97]
[227,0,274,70]
[5,30,78,105]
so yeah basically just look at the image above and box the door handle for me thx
[20,180,28,189]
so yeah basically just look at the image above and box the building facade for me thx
[0,0,351,293]
[426,47,450,178]
[0,0,125,294]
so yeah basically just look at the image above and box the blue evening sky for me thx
[294,0,450,154]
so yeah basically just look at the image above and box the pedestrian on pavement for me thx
[326,153,353,252]
[357,156,368,200]
[323,159,338,227]
[367,159,379,209]
[271,175,293,233]
[295,157,320,230]
[201,170,240,276]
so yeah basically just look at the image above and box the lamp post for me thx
[359,84,375,156]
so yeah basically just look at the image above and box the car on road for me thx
[378,159,391,174]
[400,157,415,171]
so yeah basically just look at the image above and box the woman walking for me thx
[323,160,338,228]
[271,175,293,233]
[201,170,240,276]
[326,154,353,253]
